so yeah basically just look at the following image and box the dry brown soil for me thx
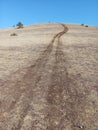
[0,23,98,130]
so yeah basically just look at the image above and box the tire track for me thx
[46,24,88,130]
[46,24,69,130]
[0,24,68,130]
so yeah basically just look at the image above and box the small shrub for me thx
[10,33,17,36]
[81,24,84,26]
[85,25,88,27]
[16,22,23,29]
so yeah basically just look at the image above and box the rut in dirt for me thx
[0,24,68,130]
[46,25,89,130]
[46,24,69,129]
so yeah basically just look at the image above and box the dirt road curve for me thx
[0,24,97,130]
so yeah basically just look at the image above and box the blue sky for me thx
[0,0,98,28]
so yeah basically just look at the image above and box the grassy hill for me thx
[0,23,98,130]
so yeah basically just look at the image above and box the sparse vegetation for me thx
[16,22,23,29]
[85,25,88,27]
[10,33,17,36]
[81,24,84,26]
[0,23,97,130]
[81,24,88,27]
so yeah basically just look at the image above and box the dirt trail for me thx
[46,25,88,130]
[0,24,68,130]
[0,23,98,130]
[0,24,95,130]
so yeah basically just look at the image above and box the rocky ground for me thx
[0,23,98,130]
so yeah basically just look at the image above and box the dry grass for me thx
[0,23,98,130]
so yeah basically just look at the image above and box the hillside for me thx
[0,23,98,130]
